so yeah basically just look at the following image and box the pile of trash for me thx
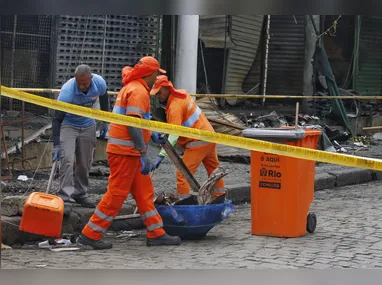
[241,111,288,128]
[153,168,234,240]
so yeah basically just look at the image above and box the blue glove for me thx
[140,152,151,175]
[151,132,166,145]
[151,155,164,171]
[99,122,109,138]
[52,145,64,161]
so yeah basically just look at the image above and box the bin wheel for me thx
[306,213,317,233]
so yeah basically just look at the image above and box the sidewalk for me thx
[226,164,382,205]
[3,181,382,269]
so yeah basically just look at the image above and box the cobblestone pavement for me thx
[2,180,382,269]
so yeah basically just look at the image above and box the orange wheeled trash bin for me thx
[242,127,322,238]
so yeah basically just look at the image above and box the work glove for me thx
[151,132,166,145]
[140,151,151,175]
[52,145,64,161]
[99,122,109,138]
[151,155,165,171]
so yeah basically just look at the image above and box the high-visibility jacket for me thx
[166,92,214,149]
[107,78,152,156]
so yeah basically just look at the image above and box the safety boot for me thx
[146,233,182,246]
[76,234,113,250]
[74,197,96,208]
[63,203,73,216]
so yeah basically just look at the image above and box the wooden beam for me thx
[208,117,246,130]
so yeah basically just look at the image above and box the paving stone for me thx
[2,181,382,269]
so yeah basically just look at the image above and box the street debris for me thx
[241,111,289,128]
[17,175,29,181]
[115,231,139,239]
[38,238,72,249]
[198,168,228,205]
[49,247,80,252]
[1,243,12,250]
[1,122,52,159]
[197,97,246,136]
[152,167,228,206]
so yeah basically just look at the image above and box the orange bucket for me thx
[19,161,64,238]
[247,128,321,238]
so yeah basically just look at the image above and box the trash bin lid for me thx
[241,128,306,143]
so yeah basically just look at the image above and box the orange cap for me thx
[151,75,187,99]
[138,56,166,74]
[151,75,171,94]
[124,56,166,85]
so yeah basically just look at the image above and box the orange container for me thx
[250,129,321,237]
[19,192,64,238]
[19,161,64,238]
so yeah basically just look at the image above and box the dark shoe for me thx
[63,203,73,216]
[146,233,182,246]
[74,197,96,208]
[76,234,112,250]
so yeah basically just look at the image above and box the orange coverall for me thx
[82,66,165,241]
[152,77,225,198]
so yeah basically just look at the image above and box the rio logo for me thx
[260,168,282,178]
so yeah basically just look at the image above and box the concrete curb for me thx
[1,204,135,246]
[226,169,382,205]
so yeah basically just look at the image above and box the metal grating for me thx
[242,16,266,95]
[266,15,306,97]
[1,15,54,111]
[355,16,382,96]
[55,15,160,92]
[199,15,234,49]
[223,15,264,105]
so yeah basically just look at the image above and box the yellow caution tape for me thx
[13,88,382,100]
[2,85,382,171]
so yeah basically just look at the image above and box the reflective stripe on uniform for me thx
[147,222,163,232]
[87,221,107,233]
[126,106,145,116]
[95,208,114,222]
[141,209,159,220]
[182,106,201,127]
[213,188,226,193]
[107,137,135,147]
[113,106,127,115]
[178,194,190,199]
[185,140,210,148]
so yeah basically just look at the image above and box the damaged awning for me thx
[199,15,235,49]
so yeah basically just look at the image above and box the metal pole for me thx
[171,15,176,80]
[262,15,270,106]
[352,15,361,91]
[101,15,107,77]
[174,15,199,93]
[9,15,17,111]
[21,100,25,165]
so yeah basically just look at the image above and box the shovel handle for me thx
[46,160,58,194]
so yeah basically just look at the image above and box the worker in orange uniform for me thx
[77,57,182,249]
[150,75,225,199]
